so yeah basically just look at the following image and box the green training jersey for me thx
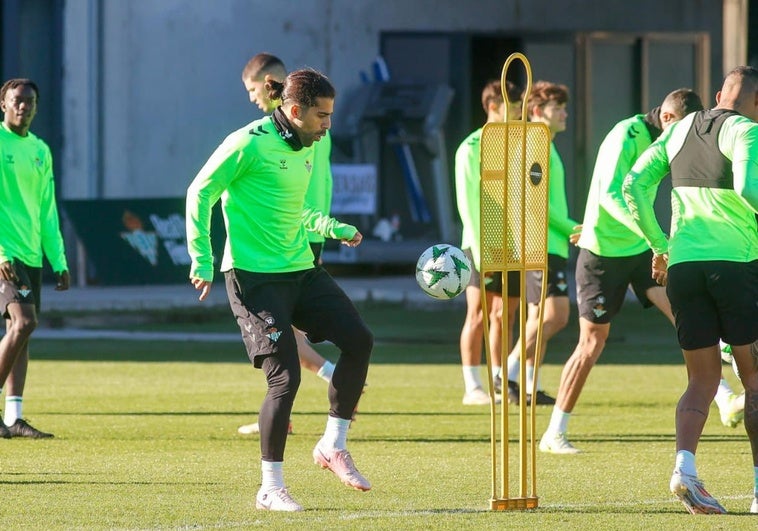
[305,130,333,244]
[547,142,578,258]
[623,111,758,266]
[0,122,67,272]
[578,115,656,256]
[455,127,484,266]
[186,116,357,281]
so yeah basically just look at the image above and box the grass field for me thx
[4,300,756,529]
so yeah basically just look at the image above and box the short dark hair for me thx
[0,78,39,101]
[526,80,569,118]
[267,68,335,108]
[722,65,758,95]
[481,80,522,113]
[241,53,287,81]
[481,80,502,113]
[661,88,703,117]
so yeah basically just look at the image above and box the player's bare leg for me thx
[0,303,37,439]
[649,286,743,427]
[669,345,726,514]
[507,296,569,404]
[538,317,608,454]
[459,285,495,405]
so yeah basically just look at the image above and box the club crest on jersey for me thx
[34,157,43,168]
[305,160,312,172]
[592,296,607,318]
[279,159,288,170]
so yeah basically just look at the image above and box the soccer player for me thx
[0,78,69,439]
[455,79,522,405]
[187,69,373,511]
[623,66,758,515]
[236,53,337,435]
[538,89,725,455]
[504,81,578,405]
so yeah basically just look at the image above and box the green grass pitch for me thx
[4,301,755,529]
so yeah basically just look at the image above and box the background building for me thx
[0,0,752,283]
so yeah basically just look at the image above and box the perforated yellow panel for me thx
[480,121,551,271]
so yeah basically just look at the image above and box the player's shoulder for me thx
[722,112,757,134]
[16,129,52,157]
[612,114,649,142]
[222,116,276,149]
[458,127,482,150]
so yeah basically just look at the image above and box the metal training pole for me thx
[480,52,551,510]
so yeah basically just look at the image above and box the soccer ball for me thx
[415,244,472,300]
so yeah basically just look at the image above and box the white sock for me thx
[674,450,697,477]
[462,366,483,393]
[317,360,335,382]
[260,460,285,491]
[714,379,734,411]
[4,395,22,425]
[526,365,535,392]
[506,354,519,382]
[492,365,501,381]
[546,406,570,435]
[319,416,351,450]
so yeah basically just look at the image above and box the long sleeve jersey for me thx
[186,116,356,281]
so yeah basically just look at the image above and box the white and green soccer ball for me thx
[415,244,472,300]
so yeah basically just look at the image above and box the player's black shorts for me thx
[0,259,42,317]
[667,260,758,350]
[224,266,372,368]
[575,248,658,324]
[463,248,520,297]
[526,254,569,304]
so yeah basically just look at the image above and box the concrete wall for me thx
[60,0,724,199]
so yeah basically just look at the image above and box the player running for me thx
[623,66,758,515]
[538,88,743,454]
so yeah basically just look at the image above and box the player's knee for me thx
[9,315,37,337]
[464,308,484,330]
[545,313,569,334]
[578,333,606,360]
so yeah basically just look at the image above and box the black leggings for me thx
[225,267,373,461]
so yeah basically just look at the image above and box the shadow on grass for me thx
[29,301,686,365]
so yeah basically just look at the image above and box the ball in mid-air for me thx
[415,244,472,300]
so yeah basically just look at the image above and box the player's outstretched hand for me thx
[55,271,70,291]
[0,261,18,282]
[342,231,363,247]
[569,224,583,245]
[191,277,212,301]
[652,253,668,286]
